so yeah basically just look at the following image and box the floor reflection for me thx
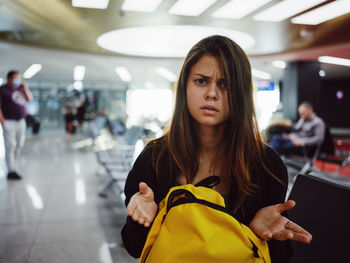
[0,129,137,263]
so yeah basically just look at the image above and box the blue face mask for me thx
[13,78,21,88]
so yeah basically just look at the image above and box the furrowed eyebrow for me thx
[194,74,210,79]
[193,74,225,81]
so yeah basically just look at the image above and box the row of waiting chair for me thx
[96,144,136,198]
[93,125,151,199]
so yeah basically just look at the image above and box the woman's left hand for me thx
[249,200,312,243]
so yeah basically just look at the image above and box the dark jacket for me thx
[121,143,292,262]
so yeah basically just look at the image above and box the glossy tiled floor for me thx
[0,129,137,263]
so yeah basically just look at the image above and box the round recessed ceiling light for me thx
[336,90,344,100]
[319,69,326,77]
[97,25,255,58]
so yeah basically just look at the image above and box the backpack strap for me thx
[194,175,220,188]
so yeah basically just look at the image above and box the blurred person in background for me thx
[0,70,33,180]
[270,101,325,157]
[62,98,77,134]
[76,97,86,129]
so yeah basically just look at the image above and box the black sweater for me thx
[121,144,293,262]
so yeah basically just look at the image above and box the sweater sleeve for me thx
[121,146,158,258]
[262,146,288,206]
[263,146,293,263]
[300,118,325,146]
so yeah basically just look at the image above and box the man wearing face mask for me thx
[0,70,33,180]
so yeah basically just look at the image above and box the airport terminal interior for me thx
[1,0,350,262]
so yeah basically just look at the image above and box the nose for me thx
[205,83,218,101]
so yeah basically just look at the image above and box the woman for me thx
[121,35,312,262]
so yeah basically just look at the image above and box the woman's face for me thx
[186,54,229,127]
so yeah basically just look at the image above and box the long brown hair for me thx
[150,35,277,212]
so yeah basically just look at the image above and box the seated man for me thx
[270,101,325,157]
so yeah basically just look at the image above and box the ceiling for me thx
[0,0,350,88]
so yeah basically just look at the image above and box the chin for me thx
[196,120,222,127]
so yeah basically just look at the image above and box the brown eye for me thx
[195,79,207,86]
[218,79,227,89]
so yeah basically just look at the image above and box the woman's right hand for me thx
[127,182,158,227]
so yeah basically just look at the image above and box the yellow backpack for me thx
[139,177,271,263]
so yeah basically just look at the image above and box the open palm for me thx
[127,182,158,227]
[249,200,312,243]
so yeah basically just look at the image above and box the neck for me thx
[196,124,225,157]
[6,82,15,89]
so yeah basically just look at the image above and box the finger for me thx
[252,227,273,241]
[144,218,152,228]
[127,201,137,216]
[273,227,312,243]
[273,230,294,241]
[138,214,146,225]
[286,221,312,237]
[260,232,273,241]
[139,182,149,195]
[131,208,141,222]
[289,232,312,243]
[137,208,152,224]
[275,200,296,213]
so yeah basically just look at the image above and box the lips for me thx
[200,105,219,112]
